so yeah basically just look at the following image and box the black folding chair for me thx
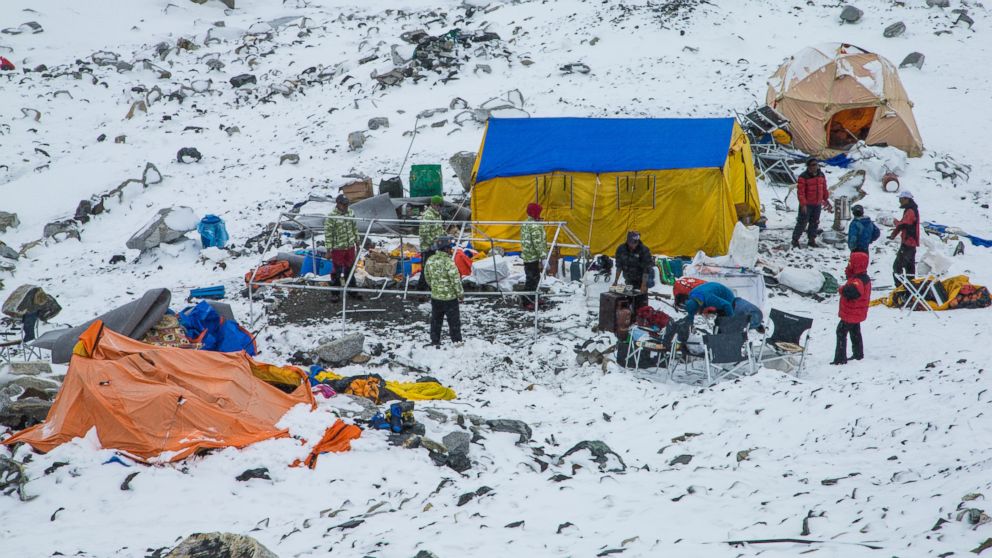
[758,309,813,376]
[715,312,750,334]
[0,314,43,363]
[702,331,756,385]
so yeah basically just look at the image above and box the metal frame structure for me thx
[247,213,590,332]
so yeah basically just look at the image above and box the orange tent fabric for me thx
[3,321,315,462]
[293,419,362,469]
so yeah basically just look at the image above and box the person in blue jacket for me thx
[662,281,738,347]
[847,205,880,254]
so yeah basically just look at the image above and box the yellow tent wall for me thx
[469,121,760,258]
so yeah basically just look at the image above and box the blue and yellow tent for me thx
[470,117,760,257]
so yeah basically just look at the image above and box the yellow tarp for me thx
[470,121,760,257]
[314,370,457,401]
[870,275,983,311]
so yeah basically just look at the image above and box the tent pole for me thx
[586,175,601,253]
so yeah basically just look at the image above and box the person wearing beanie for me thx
[847,204,880,254]
[613,231,653,309]
[325,194,360,296]
[889,191,920,286]
[417,195,446,291]
[832,251,871,365]
[792,158,834,248]
[520,203,548,309]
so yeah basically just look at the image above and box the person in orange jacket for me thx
[832,251,871,365]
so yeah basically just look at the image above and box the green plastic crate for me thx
[409,164,443,198]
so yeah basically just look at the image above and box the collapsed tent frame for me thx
[248,213,590,333]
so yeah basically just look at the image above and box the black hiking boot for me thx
[791,239,800,249]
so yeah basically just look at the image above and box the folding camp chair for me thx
[701,331,756,385]
[758,309,813,376]
[623,326,667,371]
[895,273,943,315]
[714,312,750,334]
[0,314,44,363]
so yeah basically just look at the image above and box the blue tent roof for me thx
[475,117,736,182]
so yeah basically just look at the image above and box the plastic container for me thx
[379,176,403,198]
[301,252,334,276]
[409,164,443,198]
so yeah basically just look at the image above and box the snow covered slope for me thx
[2,0,992,556]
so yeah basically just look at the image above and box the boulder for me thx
[443,431,471,456]
[316,333,365,364]
[348,131,366,150]
[884,22,906,38]
[177,147,202,163]
[900,52,925,70]
[560,440,627,471]
[486,419,532,443]
[230,74,256,88]
[449,151,476,192]
[165,532,277,558]
[0,376,60,399]
[0,241,18,261]
[368,117,390,130]
[43,220,80,241]
[126,207,198,251]
[0,212,19,232]
[0,387,52,429]
[840,5,862,23]
[5,362,52,376]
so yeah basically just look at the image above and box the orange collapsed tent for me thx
[3,320,316,462]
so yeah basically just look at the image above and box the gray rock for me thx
[443,431,471,457]
[225,126,241,136]
[449,151,476,192]
[177,147,202,163]
[143,162,163,185]
[900,52,925,70]
[955,13,975,28]
[279,153,300,165]
[926,0,949,6]
[560,62,591,74]
[6,362,52,376]
[373,69,405,87]
[43,220,81,242]
[560,440,627,471]
[206,58,226,72]
[230,74,256,88]
[125,207,197,251]
[0,212,20,232]
[1,21,43,35]
[884,22,906,38]
[0,241,18,261]
[486,419,532,443]
[413,552,440,558]
[0,392,52,429]
[840,5,863,23]
[0,376,60,397]
[316,333,364,364]
[336,393,378,420]
[165,532,277,558]
[368,117,390,130]
[348,131,366,150]
[669,454,693,466]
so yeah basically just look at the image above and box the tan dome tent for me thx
[767,43,923,158]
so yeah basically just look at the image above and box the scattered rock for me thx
[206,58,226,72]
[7,361,52,376]
[1,22,43,35]
[109,254,126,265]
[115,135,127,144]
[955,13,975,29]
[315,333,365,364]
[125,207,198,251]
[165,532,277,558]
[177,147,202,163]
[0,455,35,502]
[230,74,257,88]
[840,5,863,24]
[235,468,271,482]
[0,241,19,261]
[0,212,20,232]
[225,126,241,136]
[120,471,139,491]
[143,162,163,185]
[486,419,532,443]
[505,520,525,528]
[74,200,93,223]
[368,117,390,130]
[900,52,925,70]
[443,431,471,456]
[43,220,81,242]
[736,449,752,462]
[560,62,591,74]
[449,151,476,192]
[560,440,627,471]
[279,153,300,165]
[926,0,949,6]
[347,131,366,151]
[884,22,906,38]
[413,552,439,558]
[0,387,52,429]
[669,454,693,466]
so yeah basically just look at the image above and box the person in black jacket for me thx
[613,231,653,309]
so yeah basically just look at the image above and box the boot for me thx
[830,359,847,365]
[791,239,800,248]
[808,238,819,248]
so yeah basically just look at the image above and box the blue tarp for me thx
[475,117,736,182]
[925,222,992,248]
[178,301,256,355]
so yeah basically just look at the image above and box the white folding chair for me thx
[895,273,943,315]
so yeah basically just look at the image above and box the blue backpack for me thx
[197,214,230,249]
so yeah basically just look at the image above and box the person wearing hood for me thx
[847,204,880,254]
[520,203,548,309]
[833,251,871,365]
[613,231,653,309]
[889,191,920,286]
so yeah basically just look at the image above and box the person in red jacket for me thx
[889,190,920,286]
[832,251,871,365]
[792,158,834,248]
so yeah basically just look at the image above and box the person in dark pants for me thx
[889,190,920,287]
[424,236,464,347]
[613,231,653,309]
[833,251,871,365]
[520,203,548,309]
[792,158,834,248]
[324,194,360,301]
